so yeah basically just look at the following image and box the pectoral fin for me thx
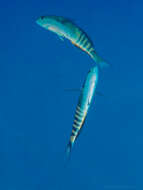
[58,34,64,41]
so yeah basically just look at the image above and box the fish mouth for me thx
[36,18,41,25]
[36,15,45,25]
[36,16,50,27]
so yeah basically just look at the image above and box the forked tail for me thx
[90,50,109,69]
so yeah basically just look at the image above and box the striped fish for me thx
[66,66,99,156]
[36,15,107,68]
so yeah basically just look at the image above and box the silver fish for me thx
[66,66,99,155]
[36,15,107,68]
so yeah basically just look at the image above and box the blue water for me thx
[0,0,142,189]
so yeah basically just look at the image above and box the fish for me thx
[36,15,107,68]
[66,66,99,156]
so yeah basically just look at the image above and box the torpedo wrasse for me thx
[66,66,99,156]
[36,15,107,68]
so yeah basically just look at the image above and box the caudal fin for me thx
[90,50,109,69]
[66,141,73,158]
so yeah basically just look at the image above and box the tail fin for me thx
[90,50,109,69]
[66,141,73,158]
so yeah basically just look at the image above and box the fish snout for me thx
[36,16,45,25]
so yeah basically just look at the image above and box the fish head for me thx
[36,16,57,28]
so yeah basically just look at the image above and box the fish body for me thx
[36,16,107,68]
[66,66,99,155]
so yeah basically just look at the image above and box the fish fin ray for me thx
[66,141,73,158]
[58,34,64,41]
[90,50,110,69]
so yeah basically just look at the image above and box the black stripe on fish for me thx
[75,109,83,119]
[74,116,81,123]
[72,130,76,136]
[72,126,80,136]
[76,105,83,111]
[88,47,95,54]
[82,38,89,49]
[80,38,89,50]
[76,30,83,44]
[44,16,94,47]
[73,123,80,129]
[76,116,87,139]
[74,119,82,131]
[79,33,86,46]
[86,42,92,51]
[73,119,81,126]
[75,114,81,121]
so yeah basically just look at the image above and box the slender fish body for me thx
[36,15,107,68]
[66,66,99,155]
